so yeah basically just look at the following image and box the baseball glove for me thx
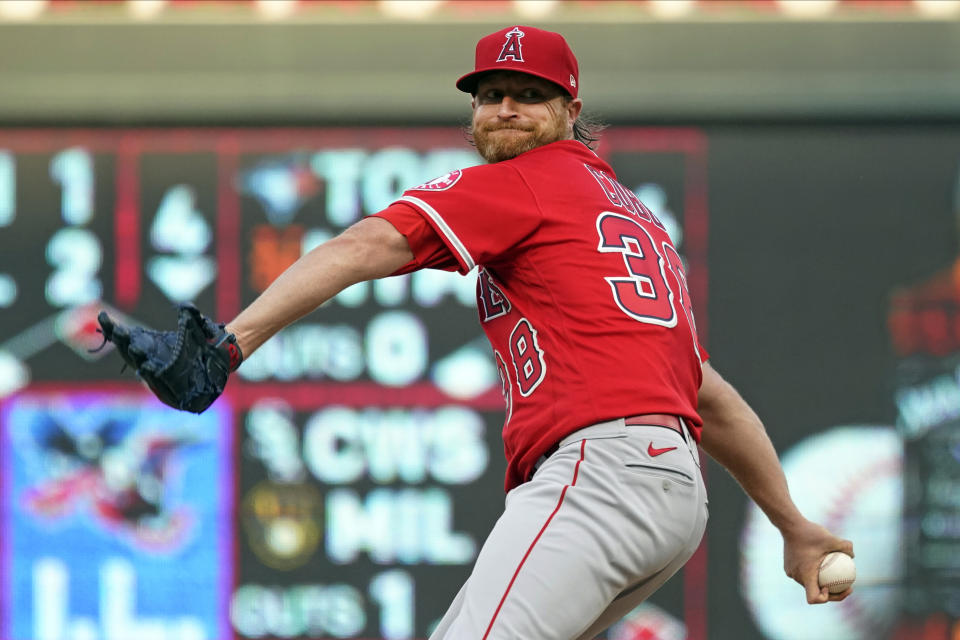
[95,303,243,414]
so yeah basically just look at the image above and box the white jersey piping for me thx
[398,195,477,271]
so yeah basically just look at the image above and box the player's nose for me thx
[497,95,520,117]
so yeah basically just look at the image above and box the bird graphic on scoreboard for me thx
[21,412,200,551]
[238,153,321,226]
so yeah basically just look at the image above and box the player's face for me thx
[471,72,583,163]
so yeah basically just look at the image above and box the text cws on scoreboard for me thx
[0,128,699,639]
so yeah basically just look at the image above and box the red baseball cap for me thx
[456,25,579,98]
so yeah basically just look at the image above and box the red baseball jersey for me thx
[374,140,707,491]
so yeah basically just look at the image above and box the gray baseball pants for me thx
[430,417,709,640]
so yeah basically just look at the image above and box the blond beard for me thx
[473,110,570,164]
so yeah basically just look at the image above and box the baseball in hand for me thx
[818,551,856,594]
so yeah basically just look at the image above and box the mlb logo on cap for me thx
[456,25,580,98]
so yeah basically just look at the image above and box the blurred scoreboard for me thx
[0,127,707,640]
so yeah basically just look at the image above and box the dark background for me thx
[705,126,960,639]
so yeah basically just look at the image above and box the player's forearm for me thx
[226,217,413,357]
[697,363,806,532]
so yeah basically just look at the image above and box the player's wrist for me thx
[223,324,251,367]
[768,508,808,534]
[215,329,243,372]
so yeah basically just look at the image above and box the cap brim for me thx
[456,66,573,96]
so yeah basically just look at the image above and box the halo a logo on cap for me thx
[497,27,525,62]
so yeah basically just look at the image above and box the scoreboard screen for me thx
[0,127,707,640]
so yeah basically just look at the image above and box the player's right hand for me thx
[780,517,854,604]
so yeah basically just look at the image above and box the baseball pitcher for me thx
[98,25,854,639]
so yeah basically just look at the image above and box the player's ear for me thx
[566,98,583,127]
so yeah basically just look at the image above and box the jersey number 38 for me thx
[596,212,696,334]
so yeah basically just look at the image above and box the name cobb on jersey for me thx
[584,164,667,231]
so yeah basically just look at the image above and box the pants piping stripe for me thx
[481,439,587,640]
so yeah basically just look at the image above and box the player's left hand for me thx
[780,517,854,604]
[95,303,243,413]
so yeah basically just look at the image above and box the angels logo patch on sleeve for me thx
[410,170,463,192]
